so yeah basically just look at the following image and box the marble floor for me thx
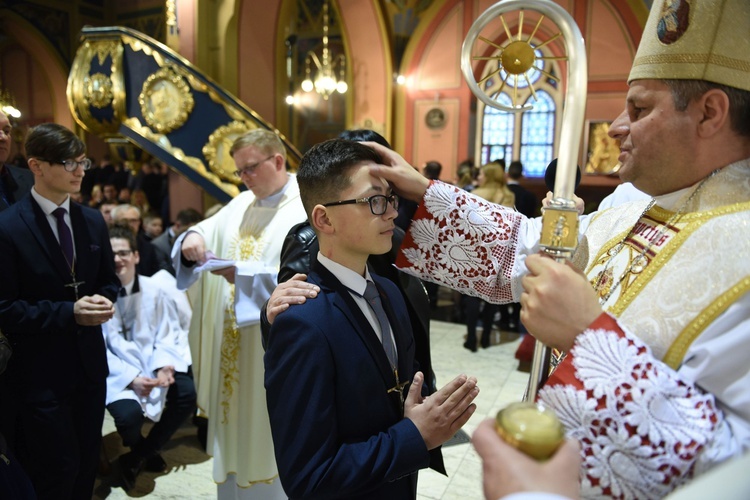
[94,318,529,499]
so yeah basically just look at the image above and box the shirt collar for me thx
[31,186,70,215]
[317,252,373,296]
[120,274,140,296]
[256,174,291,208]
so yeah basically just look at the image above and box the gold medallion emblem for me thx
[202,121,254,183]
[139,65,194,134]
[83,73,114,109]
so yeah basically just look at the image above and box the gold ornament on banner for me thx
[139,65,194,134]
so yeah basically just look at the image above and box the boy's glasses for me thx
[323,194,399,216]
[37,158,93,172]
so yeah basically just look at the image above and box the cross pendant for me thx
[387,369,409,413]
[65,278,85,300]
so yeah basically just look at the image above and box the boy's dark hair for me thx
[25,123,86,163]
[175,208,203,226]
[508,161,524,179]
[297,139,382,219]
[490,158,506,171]
[142,212,162,224]
[109,223,137,251]
[338,129,391,149]
[423,161,442,180]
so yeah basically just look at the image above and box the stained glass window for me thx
[478,41,560,177]
[520,91,555,176]
[480,92,514,165]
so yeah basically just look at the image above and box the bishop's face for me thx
[609,79,698,196]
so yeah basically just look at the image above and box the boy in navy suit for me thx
[0,123,119,499]
[264,139,479,499]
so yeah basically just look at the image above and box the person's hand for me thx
[266,273,320,324]
[156,366,176,387]
[181,231,207,264]
[542,191,585,215]
[129,376,159,398]
[472,417,581,500]
[74,294,115,326]
[364,142,430,202]
[210,265,236,284]
[405,371,479,450]
[520,254,602,352]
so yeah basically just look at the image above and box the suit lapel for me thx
[69,202,94,289]
[314,264,398,388]
[21,196,72,280]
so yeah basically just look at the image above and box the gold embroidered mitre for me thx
[629,0,750,92]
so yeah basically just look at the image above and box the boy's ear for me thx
[311,205,334,234]
[27,157,42,175]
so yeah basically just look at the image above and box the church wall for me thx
[237,0,280,124]
[337,0,391,139]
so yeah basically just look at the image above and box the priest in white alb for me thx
[174,128,307,499]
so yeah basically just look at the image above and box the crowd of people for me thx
[0,1,749,499]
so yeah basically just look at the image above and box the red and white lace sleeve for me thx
[395,181,525,304]
[539,313,722,499]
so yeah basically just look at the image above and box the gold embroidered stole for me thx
[577,171,750,368]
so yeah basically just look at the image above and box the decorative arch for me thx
[0,9,71,128]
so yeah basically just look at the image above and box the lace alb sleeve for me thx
[539,313,723,499]
[395,181,527,304]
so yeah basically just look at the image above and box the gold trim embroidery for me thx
[664,276,750,369]
[633,53,750,73]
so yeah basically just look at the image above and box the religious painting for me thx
[583,120,620,175]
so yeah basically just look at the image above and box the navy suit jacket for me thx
[265,262,430,499]
[0,194,119,399]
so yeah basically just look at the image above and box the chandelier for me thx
[300,0,347,100]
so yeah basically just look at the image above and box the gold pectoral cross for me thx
[387,369,409,413]
[65,274,85,300]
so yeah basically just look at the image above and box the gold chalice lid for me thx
[495,401,564,460]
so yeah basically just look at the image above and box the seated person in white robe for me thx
[103,225,196,490]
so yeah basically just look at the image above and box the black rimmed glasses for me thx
[233,155,275,177]
[37,158,92,172]
[323,194,399,216]
[113,249,134,258]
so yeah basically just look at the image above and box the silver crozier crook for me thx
[460,0,587,401]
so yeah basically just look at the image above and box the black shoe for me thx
[118,451,144,490]
[463,341,477,353]
[194,415,209,452]
[143,453,167,473]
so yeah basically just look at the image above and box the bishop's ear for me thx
[696,88,731,138]
[311,205,334,235]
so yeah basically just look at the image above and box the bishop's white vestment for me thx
[396,159,750,499]
[174,175,306,494]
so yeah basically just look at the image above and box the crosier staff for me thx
[460,0,587,401]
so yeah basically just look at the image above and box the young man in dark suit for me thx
[264,139,479,499]
[0,123,120,500]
